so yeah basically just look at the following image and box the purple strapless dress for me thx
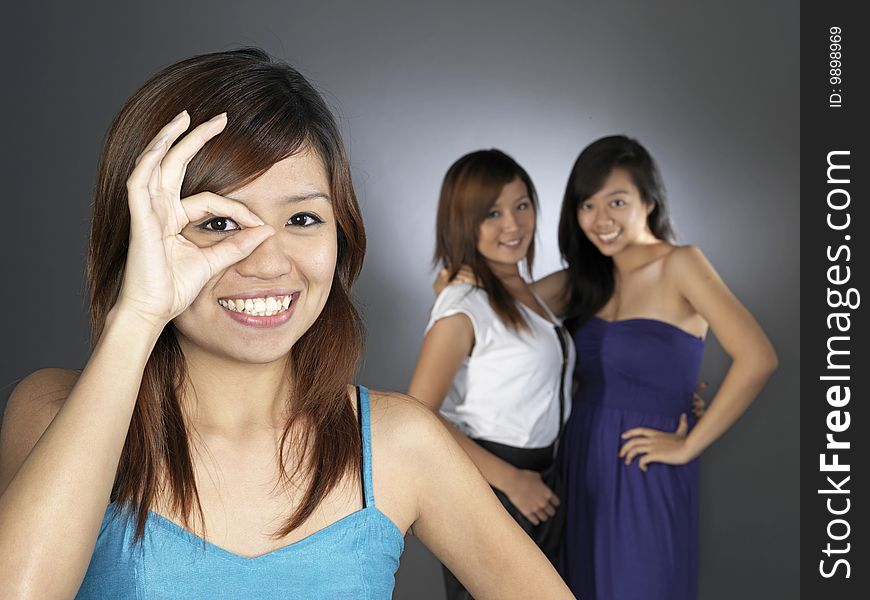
[559,317,704,600]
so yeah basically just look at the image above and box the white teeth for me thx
[598,231,620,242]
[219,295,294,317]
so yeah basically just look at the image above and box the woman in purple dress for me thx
[532,135,778,599]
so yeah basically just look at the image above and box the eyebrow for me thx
[493,194,530,207]
[226,190,332,209]
[280,191,332,203]
[604,189,631,197]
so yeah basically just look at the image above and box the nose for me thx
[502,209,520,232]
[594,207,614,228]
[234,232,293,280]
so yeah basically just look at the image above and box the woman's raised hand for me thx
[117,111,274,328]
[432,265,479,295]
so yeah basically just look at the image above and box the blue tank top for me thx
[75,386,404,599]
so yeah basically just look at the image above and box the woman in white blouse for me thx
[408,149,574,600]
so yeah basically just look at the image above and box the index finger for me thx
[133,110,190,167]
[181,192,265,229]
[127,111,192,194]
[159,112,228,186]
[621,427,657,439]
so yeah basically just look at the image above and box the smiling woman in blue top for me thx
[0,49,572,599]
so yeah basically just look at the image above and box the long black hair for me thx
[557,135,675,330]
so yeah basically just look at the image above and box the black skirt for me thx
[442,438,565,600]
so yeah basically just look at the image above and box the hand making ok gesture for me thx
[116,110,274,329]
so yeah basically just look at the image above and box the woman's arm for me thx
[620,245,778,469]
[408,315,559,525]
[530,269,569,316]
[374,396,574,599]
[0,112,272,598]
[0,312,164,598]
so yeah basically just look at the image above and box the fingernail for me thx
[171,110,188,123]
[151,134,168,151]
[209,112,228,123]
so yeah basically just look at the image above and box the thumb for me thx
[201,225,275,275]
[676,413,689,436]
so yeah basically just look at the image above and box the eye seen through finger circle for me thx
[288,212,324,227]
[199,217,241,232]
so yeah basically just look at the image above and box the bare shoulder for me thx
[662,245,718,282]
[663,244,709,268]
[531,269,569,315]
[366,389,453,453]
[0,368,80,490]
[363,389,461,530]
[533,269,568,293]
[365,389,464,472]
[2,368,79,428]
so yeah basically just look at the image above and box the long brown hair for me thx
[87,48,366,539]
[434,149,538,329]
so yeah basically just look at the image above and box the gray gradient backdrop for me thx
[2,1,798,598]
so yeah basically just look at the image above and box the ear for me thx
[645,201,655,216]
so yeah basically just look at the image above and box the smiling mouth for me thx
[499,237,524,248]
[597,230,621,243]
[218,294,294,317]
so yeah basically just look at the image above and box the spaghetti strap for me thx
[357,386,376,508]
[79,385,403,599]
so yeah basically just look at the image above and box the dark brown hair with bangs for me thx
[87,48,366,540]
[435,149,537,330]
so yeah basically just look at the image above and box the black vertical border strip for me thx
[801,1,867,597]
